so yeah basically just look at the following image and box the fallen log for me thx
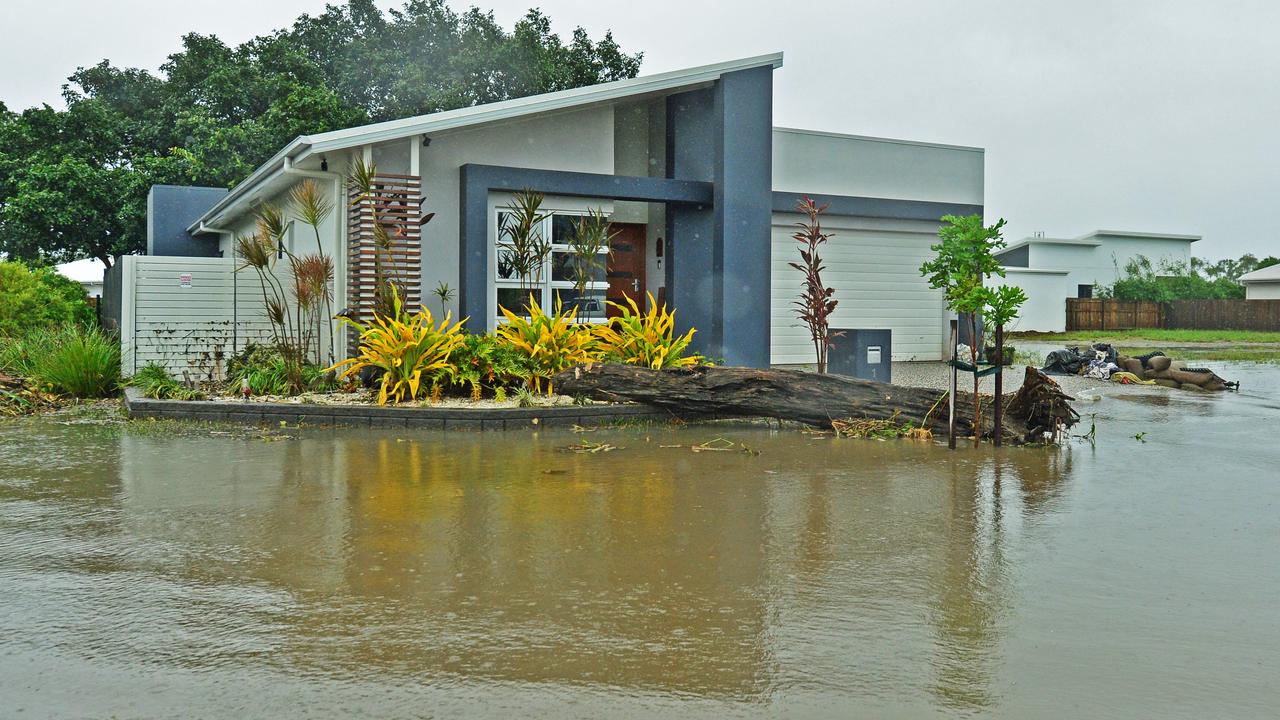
[556,364,1079,444]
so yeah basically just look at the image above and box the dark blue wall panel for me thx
[147,185,228,257]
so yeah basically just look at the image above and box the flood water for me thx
[2,363,1278,718]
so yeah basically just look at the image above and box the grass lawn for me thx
[1008,329,1280,362]
[1010,329,1280,344]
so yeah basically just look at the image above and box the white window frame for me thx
[493,208,610,325]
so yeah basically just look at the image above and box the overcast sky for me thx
[3,0,1277,260]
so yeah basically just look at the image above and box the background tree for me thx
[0,0,642,266]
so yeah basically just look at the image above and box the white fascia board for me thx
[1238,266,1280,282]
[187,139,307,233]
[772,126,984,154]
[1001,267,1072,275]
[1085,229,1201,243]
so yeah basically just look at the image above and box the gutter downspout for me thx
[282,157,346,363]
[197,224,239,360]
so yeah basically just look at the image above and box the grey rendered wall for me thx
[772,129,984,206]
[147,185,229,257]
[418,105,615,319]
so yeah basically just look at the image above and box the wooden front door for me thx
[607,223,646,317]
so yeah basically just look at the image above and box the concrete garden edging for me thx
[121,387,694,430]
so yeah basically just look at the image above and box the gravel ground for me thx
[891,361,1112,399]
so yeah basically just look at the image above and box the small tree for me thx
[568,208,617,322]
[790,197,840,373]
[920,214,1008,446]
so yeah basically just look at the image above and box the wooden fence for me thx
[1066,299,1164,331]
[1066,298,1280,332]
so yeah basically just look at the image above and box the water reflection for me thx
[3,363,1276,720]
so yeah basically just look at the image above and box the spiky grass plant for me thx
[328,289,466,405]
[593,292,700,369]
[20,325,121,398]
[495,296,597,395]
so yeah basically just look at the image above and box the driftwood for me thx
[556,364,1079,444]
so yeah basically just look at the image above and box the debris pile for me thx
[1041,343,1236,392]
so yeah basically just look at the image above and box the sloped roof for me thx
[1238,264,1280,283]
[190,53,784,233]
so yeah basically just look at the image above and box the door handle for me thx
[632,278,640,292]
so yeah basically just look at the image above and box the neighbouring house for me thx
[1238,265,1280,299]
[996,230,1200,332]
[105,53,985,377]
[56,258,105,299]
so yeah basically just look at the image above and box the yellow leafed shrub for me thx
[328,291,466,405]
[593,292,700,369]
[494,296,597,395]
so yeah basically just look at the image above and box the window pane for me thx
[551,214,579,246]
[497,287,540,317]
[552,287,608,319]
[551,249,607,283]
[496,244,521,281]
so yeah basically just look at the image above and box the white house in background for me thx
[56,258,104,298]
[1238,265,1280,299]
[107,53,986,377]
[995,230,1200,332]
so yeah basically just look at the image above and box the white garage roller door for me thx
[770,214,946,364]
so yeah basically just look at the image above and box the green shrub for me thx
[128,362,205,400]
[3,325,120,397]
[227,343,335,396]
[451,333,539,399]
[0,261,95,336]
[1100,256,1245,302]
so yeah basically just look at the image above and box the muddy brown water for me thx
[2,363,1278,718]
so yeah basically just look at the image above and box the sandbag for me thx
[1202,378,1227,392]
[1147,356,1172,372]
[1169,368,1216,386]
[1154,378,1181,388]
[1142,369,1158,380]
[1181,383,1207,392]
[1120,357,1145,375]
[1169,360,1187,371]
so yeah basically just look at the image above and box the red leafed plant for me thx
[790,197,842,373]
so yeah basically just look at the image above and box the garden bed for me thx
[121,387,709,430]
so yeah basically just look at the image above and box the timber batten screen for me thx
[346,173,423,349]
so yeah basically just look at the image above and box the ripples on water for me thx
[1,362,1277,718]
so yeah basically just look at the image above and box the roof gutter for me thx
[187,137,312,234]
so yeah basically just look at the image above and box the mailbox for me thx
[828,329,892,383]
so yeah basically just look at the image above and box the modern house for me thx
[1238,265,1280,299]
[996,230,1200,332]
[112,53,985,376]
[56,258,105,298]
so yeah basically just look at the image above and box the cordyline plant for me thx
[498,189,552,313]
[790,197,841,373]
[567,208,617,322]
[919,214,1014,447]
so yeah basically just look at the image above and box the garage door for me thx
[770,214,946,364]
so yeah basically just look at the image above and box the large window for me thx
[494,209,609,323]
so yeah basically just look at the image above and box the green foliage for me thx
[983,284,1028,330]
[0,261,95,335]
[920,214,1009,315]
[566,208,616,320]
[329,291,467,405]
[451,333,539,397]
[593,292,700,369]
[226,343,335,396]
[129,362,205,400]
[498,189,552,295]
[0,1,641,264]
[1,325,120,398]
[1100,255,1246,302]
[495,296,598,395]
